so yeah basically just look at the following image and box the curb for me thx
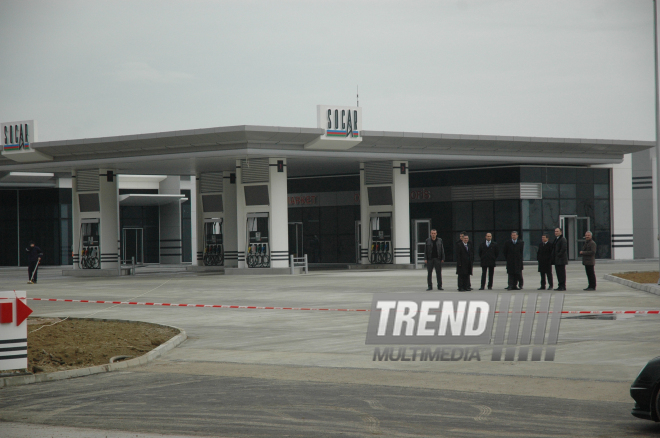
[0,318,187,388]
[603,274,660,297]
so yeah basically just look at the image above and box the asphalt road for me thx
[1,367,659,437]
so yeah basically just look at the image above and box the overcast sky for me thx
[0,0,657,142]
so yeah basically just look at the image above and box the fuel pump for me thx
[369,214,392,264]
[246,213,270,268]
[79,220,100,269]
[203,219,224,266]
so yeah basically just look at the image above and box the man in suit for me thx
[552,227,568,291]
[537,233,554,290]
[503,231,524,290]
[455,234,473,291]
[580,231,597,291]
[478,233,498,290]
[424,229,445,291]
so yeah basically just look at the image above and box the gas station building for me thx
[0,107,653,273]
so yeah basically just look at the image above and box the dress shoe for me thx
[487,287,492,290]
[585,288,595,291]
[467,288,473,291]
[437,287,444,290]
[537,287,545,290]
[426,287,432,291]
[479,287,485,290]
[458,289,466,292]
[554,287,566,291]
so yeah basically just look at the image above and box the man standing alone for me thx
[537,233,554,290]
[553,228,568,291]
[425,229,444,291]
[580,231,597,291]
[478,233,498,290]
[503,231,524,290]
[455,234,473,291]
[26,241,43,284]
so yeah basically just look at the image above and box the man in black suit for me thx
[503,231,524,290]
[537,233,554,290]
[552,227,568,291]
[455,234,473,291]
[424,229,445,291]
[478,233,498,290]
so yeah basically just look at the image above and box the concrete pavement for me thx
[1,261,659,436]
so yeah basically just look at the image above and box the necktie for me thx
[513,240,517,244]
[487,241,490,247]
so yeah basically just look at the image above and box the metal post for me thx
[290,254,294,275]
[654,0,660,283]
[304,254,308,274]
[131,256,135,275]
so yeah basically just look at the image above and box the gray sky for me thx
[0,0,657,142]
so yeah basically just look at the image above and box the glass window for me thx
[594,184,609,199]
[543,184,559,198]
[494,200,520,230]
[593,231,611,259]
[594,200,610,229]
[453,202,472,231]
[559,184,576,199]
[593,169,610,184]
[494,231,511,261]
[577,199,594,218]
[522,199,542,230]
[522,230,542,261]
[543,200,559,230]
[560,168,577,183]
[576,168,593,184]
[546,168,561,184]
[576,184,593,199]
[521,167,542,183]
[560,199,576,215]
[473,201,494,230]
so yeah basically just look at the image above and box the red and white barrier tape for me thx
[19,297,660,314]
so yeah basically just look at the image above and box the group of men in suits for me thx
[425,227,595,291]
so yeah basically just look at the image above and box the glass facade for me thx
[0,188,72,266]
[287,175,361,263]
[0,166,614,266]
[410,166,611,262]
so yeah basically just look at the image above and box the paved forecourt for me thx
[0,261,659,436]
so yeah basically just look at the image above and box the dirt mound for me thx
[611,271,660,284]
[25,318,179,374]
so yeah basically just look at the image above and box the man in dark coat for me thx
[424,229,445,291]
[26,241,43,284]
[455,234,473,291]
[478,233,499,290]
[580,231,597,291]
[503,231,524,290]
[537,233,554,290]
[552,228,568,291]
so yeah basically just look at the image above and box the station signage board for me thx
[1,120,52,163]
[305,106,363,150]
[2,120,35,151]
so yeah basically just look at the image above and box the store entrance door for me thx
[413,219,431,266]
[122,228,143,265]
[559,215,590,261]
[288,222,303,258]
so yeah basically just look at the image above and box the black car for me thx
[631,356,660,421]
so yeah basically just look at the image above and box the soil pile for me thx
[612,271,660,284]
[26,318,179,374]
